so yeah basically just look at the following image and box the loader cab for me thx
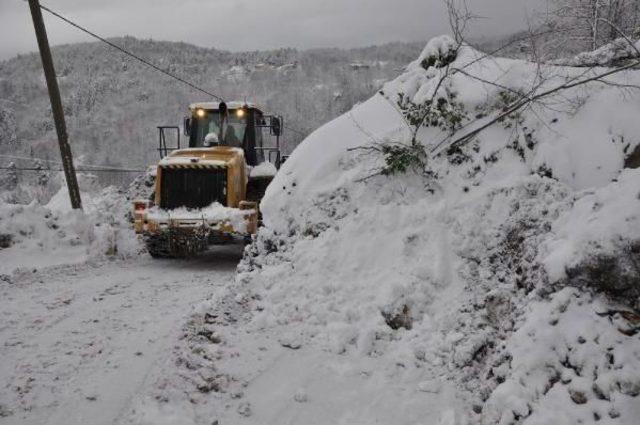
[179,101,283,167]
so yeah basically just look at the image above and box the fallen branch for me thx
[430,57,640,157]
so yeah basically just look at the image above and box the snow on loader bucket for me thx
[133,101,282,258]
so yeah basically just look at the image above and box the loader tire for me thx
[246,176,272,203]
[148,248,172,259]
[144,233,174,259]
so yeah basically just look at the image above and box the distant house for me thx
[349,62,371,71]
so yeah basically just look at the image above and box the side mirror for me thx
[183,117,191,136]
[271,116,282,137]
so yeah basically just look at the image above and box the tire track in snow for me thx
[0,246,242,425]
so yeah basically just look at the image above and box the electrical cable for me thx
[0,165,144,173]
[0,154,147,171]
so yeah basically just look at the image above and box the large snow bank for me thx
[171,36,640,423]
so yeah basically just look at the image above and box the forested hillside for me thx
[0,37,422,170]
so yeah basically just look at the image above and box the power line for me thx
[77,167,144,173]
[0,154,61,163]
[0,98,28,107]
[282,123,307,137]
[35,1,223,102]
[0,154,147,171]
[0,165,144,173]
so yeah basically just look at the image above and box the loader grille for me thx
[160,167,227,209]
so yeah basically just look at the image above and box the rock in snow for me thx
[293,388,308,403]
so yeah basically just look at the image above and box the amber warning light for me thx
[134,201,148,211]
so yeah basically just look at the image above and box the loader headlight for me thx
[196,108,206,118]
[236,109,245,118]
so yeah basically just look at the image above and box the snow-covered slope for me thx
[210,36,640,423]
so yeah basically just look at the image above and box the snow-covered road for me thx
[0,246,242,425]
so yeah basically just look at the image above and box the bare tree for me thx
[431,1,640,158]
[543,0,640,55]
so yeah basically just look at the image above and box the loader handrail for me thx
[253,146,282,168]
[158,126,181,158]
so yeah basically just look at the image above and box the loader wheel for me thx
[144,233,174,259]
[145,227,209,258]
[148,248,172,259]
[246,176,272,203]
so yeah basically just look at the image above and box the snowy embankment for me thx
[161,36,640,424]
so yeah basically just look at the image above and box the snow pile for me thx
[249,161,277,178]
[154,36,640,423]
[0,199,91,274]
[0,183,143,275]
[121,165,157,201]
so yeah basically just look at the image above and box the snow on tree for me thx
[1,162,18,191]
[544,0,640,54]
[0,106,17,150]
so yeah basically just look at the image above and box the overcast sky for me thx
[0,0,546,60]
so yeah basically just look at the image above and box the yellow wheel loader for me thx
[133,101,284,258]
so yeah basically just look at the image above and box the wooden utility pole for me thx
[28,0,82,210]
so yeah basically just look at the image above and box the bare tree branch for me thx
[430,57,640,157]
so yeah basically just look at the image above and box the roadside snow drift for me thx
[0,183,142,275]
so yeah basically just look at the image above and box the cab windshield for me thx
[192,110,247,148]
